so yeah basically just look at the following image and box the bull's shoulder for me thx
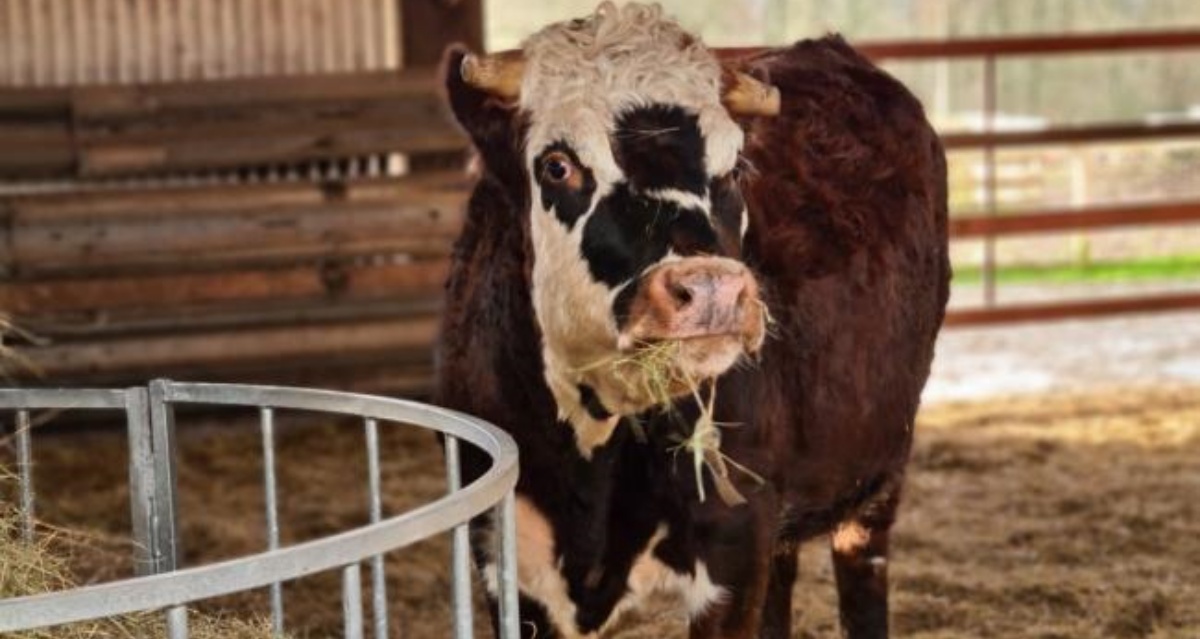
[741,35,934,142]
[735,36,948,280]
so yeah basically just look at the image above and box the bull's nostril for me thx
[668,282,693,308]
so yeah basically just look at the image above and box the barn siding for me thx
[0,0,401,87]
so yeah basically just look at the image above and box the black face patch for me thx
[534,141,597,229]
[581,182,719,287]
[709,174,747,257]
[612,104,707,196]
[577,384,612,420]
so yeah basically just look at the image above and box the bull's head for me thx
[446,3,777,447]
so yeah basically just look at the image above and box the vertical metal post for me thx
[148,380,182,573]
[167,605,189,639]
[260,406,284,635]
[364,418,388,639]
[15,410,34,544]
[982,54,998,307]
[125,387,158,575]
[342,563,364,639]
[495,491,520,639]
[444,435,473,638]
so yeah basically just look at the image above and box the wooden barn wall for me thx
[0,0,401,87]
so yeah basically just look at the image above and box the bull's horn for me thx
[460,50,526,100]
[723,71,781,117]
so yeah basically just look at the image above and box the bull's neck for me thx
[451,169,624,457]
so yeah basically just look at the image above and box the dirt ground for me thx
[6,384,1199,638]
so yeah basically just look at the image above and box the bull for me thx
[435,4,950,637]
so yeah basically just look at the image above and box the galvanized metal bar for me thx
[947,200,1200,238]
[167,605,188,639]
[148,380,182,573]
[495,490,521,639]
[124,387,157,575]
[0,388,127,410]
[163,384,514,451]
[15,410,34,544]
[364,417,388,639]
[445,434,473,639]
[260,406,284,635]
[982,54,998,308]
[0,384,519,634]
[342,563,364,639]
[721,30,1200,63]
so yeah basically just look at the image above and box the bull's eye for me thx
[542,153,573,183]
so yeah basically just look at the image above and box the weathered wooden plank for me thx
[16,316,439,377]
[0,85,70,119]
[1,259,450,314]
[7,173,467,223]
[10,198,463,273]
[0,69,438,120]
[0,76,465,177]
[75,124,463,176]
[0,122,74,177]
[72,69,440,121]
[21,298,441,338]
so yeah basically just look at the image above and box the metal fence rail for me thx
[0,380,521,638]
[723,31,1200,325]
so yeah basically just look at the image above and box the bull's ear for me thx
[441,46,524,168]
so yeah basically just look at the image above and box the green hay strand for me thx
[579,341,764,505]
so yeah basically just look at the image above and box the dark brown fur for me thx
[435,36,949,638]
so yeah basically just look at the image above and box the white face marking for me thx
[515,4,751,446]
[642,187,709,213]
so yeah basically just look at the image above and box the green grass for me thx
[955,253,1200,285]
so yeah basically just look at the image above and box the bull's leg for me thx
[484,593,558,639]
[758,543,799,639]
[829,489,900,639]
[688,501,776,639]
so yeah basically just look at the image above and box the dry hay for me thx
[579,340,762,504]
[4,385,1198,638]
[0,498,283,638]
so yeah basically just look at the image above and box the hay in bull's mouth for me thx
[672,381,765,505]
[588,339,688,408]
[577,341,763,505]
[0,492,287,638]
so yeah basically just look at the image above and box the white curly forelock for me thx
[518,2,743,179]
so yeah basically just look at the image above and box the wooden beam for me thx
[945,293,1200,327]
[22,299,441,338]
[0,70,440,121]
[950,201,1200,238]
[71,70,441,122]
[6,173,468,223]
[15,317,439,378]
[398,0,482,172]
[1,260,450,315]
[400,0,484,66]
[10,197,463,275]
